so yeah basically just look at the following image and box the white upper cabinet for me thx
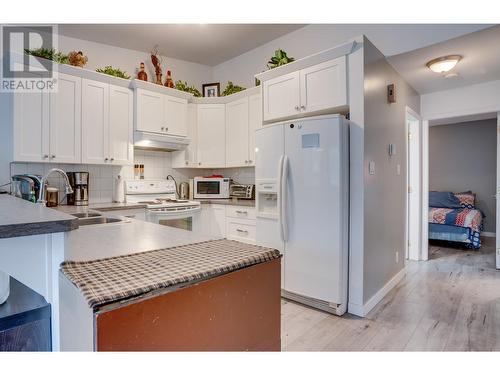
[164,95,187,137]
[13,72,81,164]
[299,56,347,114]
[172,103,197,168]
[82,79,133,165]
[82,79,109,164]
[226,97,249,167]
[261,55,347,123]
[109,85,133,165]
[247,93,262,166]
[49,73,82,164]
[135,88,188,136]
[262,71,300,122]
[13,74,50,162]
[197,104,225,168]
[135,88,164,134]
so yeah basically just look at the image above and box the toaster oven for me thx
[229,184,255,200]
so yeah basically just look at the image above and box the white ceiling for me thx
[57,24,305,66]
[429,112,497,126]
[387,25,500,94]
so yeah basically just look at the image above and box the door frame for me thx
[405,106,423,261]
[497,113,500,270]
[421,111,499,262]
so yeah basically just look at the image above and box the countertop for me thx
[63,215,217,262]
[0,195,77,239]
[194,198,255,207]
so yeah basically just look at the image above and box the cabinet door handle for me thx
[161,127,165,131]
[300,105,306,110]
[236,229,248,234]
[51,155,56,159]
[198,162,201,166]
[165,127,169,132]
[110,158,114,162]
[104,157,109,162]
[43,154,49,159]
[185,161,189,165]
[248,160,253,163]
[235,210,248,215]
[294,105,300,111]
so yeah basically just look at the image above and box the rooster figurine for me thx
[151,46,163,85]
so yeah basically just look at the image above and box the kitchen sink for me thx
[71,212,102,219]
[77,216,129,226]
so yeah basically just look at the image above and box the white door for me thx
[283,116,347,303]
[197,104,225,168]
[247,93,262,166]
[497,113,500,270]
[49,73,81,164]
[210,204,226,237]
[262,71,300,122]
[82,79,109,164]
[13,73,50,162]
[226,97,249,167]
[407,119,421,260]
[109,85,133,165]
[164,95,187,137]
[172,103,197,168]
[299,57,347,115]
[135,88,164,134]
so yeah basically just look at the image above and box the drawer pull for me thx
[235,210,248,215]
[236,229,248,234]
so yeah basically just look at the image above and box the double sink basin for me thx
[71,211,130,226]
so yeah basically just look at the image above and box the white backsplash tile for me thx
[10,149,255,203]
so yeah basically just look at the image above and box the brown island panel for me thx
[95,258,281,351]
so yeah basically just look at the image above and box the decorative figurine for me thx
[164,70,174,88]
[68,51,88,67]
[137,62,148,81]
[151,46,163,85]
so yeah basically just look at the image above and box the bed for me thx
[428,191,483,249]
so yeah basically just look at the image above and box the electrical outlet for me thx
[395,251,399,263]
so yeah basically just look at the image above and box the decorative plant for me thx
[95,66,130,79]
[24,47,69,64]
[174,80,202,97]
[267,49,295,69]
[221,81,246,96]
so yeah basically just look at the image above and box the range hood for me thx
[134,131,190,152]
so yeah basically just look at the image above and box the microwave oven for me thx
[193,177,230,199]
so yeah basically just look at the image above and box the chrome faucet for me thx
[37,168,74,206]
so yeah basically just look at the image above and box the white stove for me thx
[124,180,200,209]
[124,180,201,231]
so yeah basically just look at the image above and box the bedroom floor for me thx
[281,237,500,351]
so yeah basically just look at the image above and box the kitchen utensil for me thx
[46,187,59,207]
[179,182,189,200]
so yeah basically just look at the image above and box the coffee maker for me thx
[66,172,89,206]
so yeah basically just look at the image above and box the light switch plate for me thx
[369,161,375,175]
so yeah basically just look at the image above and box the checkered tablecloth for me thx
[60,239,281,308]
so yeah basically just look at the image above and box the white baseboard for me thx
[481,231,496,238]
[347,267,406,318]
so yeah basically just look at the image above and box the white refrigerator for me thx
[255,114,349,315]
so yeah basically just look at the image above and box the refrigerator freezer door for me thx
[282,116,348,304]
[255,124,284,181]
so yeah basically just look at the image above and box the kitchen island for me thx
[59,216,281,351]
[0,197,280,351]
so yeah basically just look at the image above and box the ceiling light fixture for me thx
[426,55,462,73]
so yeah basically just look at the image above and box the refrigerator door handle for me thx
[281,155,289,241]
[278,155,285,241]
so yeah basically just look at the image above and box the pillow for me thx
[454,191,476,209]
[429,191,462,208]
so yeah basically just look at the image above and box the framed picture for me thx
[202,82,220,97]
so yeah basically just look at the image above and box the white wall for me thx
[58,35,213,91]
[421,79,500,120]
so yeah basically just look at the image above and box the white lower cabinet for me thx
[200,204,256,243]
[210,204,226,237]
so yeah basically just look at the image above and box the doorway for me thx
[421,112,499,268]
[406,107,422,261]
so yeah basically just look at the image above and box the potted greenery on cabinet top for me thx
[95,66,131,79]
[267,49,295,69]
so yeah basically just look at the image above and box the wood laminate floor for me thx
[281,237,500,351]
